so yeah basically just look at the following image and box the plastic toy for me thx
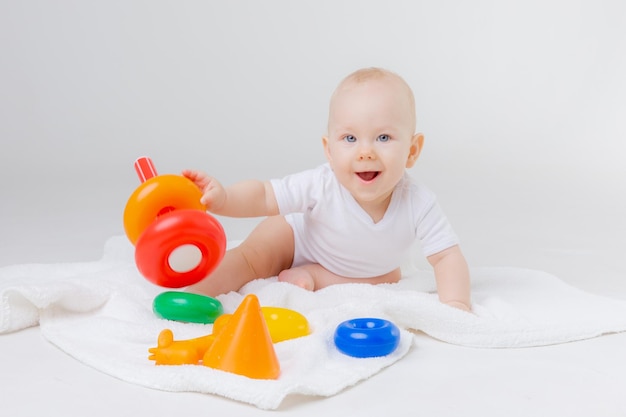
[135,209,226,287]
[148,329,215,365]
[148,296,309,374]
[147,317,232,366]
[261,307,310,342]
[124,177,205,245]
[217,306,310,343]
[334,318,400,358]
[153,291,224,324]
[123,157,226,287]
[203,294,280,379]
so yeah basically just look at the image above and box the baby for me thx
[184,67,471,311]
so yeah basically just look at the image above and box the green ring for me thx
[153,291,224,324]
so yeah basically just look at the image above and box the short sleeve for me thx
[415,198,460,257]
[270,165,328,215]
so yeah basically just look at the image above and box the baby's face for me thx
[323,77,421,214]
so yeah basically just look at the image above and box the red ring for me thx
[135,209,226,288]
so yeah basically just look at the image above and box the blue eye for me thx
[344,135,357,143]
[377,134,390,142]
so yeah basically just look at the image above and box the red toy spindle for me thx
[134,156,158,183]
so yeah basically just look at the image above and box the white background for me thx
[2,0,625,272]
[1,1,625,416]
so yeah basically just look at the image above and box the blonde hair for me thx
[329,67,416,131]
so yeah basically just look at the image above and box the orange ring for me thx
[123,175,206,245]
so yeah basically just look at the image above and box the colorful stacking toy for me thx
[123,157,226,288]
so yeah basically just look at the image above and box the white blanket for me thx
[2,236,626,410]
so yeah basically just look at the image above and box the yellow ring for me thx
[123,175,206,245]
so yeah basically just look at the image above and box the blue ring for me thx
[334,318,400,358]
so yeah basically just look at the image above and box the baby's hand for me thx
[182,169,227,211]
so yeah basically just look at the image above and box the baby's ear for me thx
[322,136,332,162]
[406,133,424,168]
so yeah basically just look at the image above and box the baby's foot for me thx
[277,268,315,291]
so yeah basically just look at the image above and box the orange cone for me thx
[202,294,280,379]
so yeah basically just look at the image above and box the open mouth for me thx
[356,171,380,182]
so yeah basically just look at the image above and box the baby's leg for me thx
[278,265,401,291]
[187,215,294,297]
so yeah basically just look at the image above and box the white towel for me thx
[2,236,626,409]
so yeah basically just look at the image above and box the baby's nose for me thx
[358,150,375,160]
[357,142,376,160]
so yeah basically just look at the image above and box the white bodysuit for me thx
[270,163,460,278]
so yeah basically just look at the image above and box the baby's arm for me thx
[182,170,279,217]
[427,245,472,311]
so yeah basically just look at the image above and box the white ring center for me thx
[168,244,203,273]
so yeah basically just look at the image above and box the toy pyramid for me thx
[203,294,280,379]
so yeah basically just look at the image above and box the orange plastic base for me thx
[148,329,215,365]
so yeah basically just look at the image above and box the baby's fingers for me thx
[199,181,226,210]
[181,170,225,210]
[182,169,210,189]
